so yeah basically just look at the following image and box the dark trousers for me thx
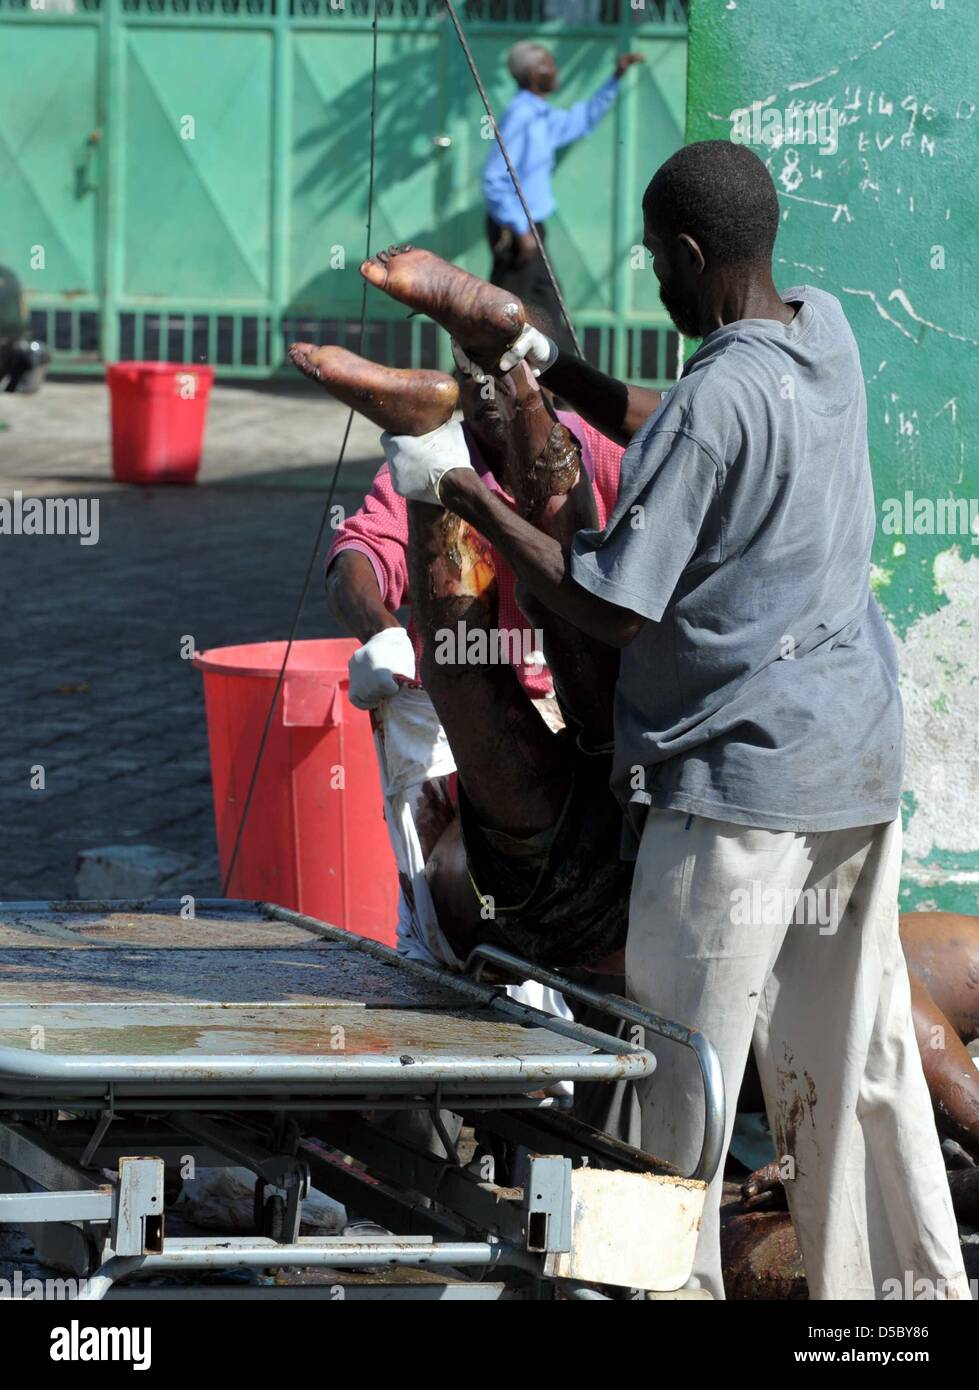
[485,216,577,356]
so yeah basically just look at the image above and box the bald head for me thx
[507,42,558,94]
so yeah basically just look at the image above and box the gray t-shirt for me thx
[570,286,904,851]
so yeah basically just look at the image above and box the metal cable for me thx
[441,0,583,357]
[221,0,381,896]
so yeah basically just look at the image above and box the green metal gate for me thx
[0,0,687,384]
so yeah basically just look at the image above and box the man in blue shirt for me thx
[482,42,643,350]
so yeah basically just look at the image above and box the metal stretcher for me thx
[0,898,723,1300]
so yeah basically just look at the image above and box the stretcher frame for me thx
[0,899,724,1301]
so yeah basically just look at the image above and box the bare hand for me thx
[614,52,645,80]
[740,1161,788,1212]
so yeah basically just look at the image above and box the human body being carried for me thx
[290,328,631,972]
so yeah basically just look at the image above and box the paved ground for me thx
[0,378,387,901]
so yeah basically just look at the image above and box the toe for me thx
[360,258,387,286]
[287,342,319,378]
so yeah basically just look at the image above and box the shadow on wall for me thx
[294,54,439,222]
[289,43,488,313]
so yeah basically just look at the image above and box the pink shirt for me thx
[327,413,624,698]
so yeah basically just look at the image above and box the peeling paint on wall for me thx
[686,0,979,909]
[895,549,979,911]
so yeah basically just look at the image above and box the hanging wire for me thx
[221,0,381,896]
[441,0,583,357]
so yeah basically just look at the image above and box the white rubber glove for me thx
[348,627,416,710]
[380,420,474,505]
[498,323,559,375]
[451,324,558,381]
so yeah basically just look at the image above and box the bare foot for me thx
[360,245,525,371]
[288,343,458,436]
[741,1161,788,1212]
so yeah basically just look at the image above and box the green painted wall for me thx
[686,0,978,912]
[0,3,687,383]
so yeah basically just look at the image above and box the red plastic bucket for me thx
[193,638,399,946]
[107,361,215,484]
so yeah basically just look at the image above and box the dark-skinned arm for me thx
[542,351,663,448]
[325,550,401,644]
[438,470,645,649]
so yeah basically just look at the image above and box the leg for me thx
[486,216,540,305]
[522,250,577,358]
[406,496,568,839]
[288,340,566,829]
[494,361,580,516]
[486,218,576,358]
[867,910,978,1159]
[625,809,807,1299]
[908,972,979,1161]
[491,362,620,740]
[414,381,631,969]
[752,818,969,1300]
[287,340,571,954]
[288,343,458,433]
[360,245,525,371]
[900,909,979,1039]
[407,496,575,963]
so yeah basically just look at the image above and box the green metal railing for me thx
[2,0,687,384]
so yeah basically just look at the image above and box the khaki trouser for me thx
[626,809,970,1300]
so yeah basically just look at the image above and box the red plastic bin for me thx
[193,638,399,946]
[107,361,214,484]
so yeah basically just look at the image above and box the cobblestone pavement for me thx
[0,378,387,901]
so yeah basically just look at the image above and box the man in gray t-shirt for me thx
[381,141,967,1300]
[570,280,905,852]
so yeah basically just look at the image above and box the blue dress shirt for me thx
[481,77,619,234]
